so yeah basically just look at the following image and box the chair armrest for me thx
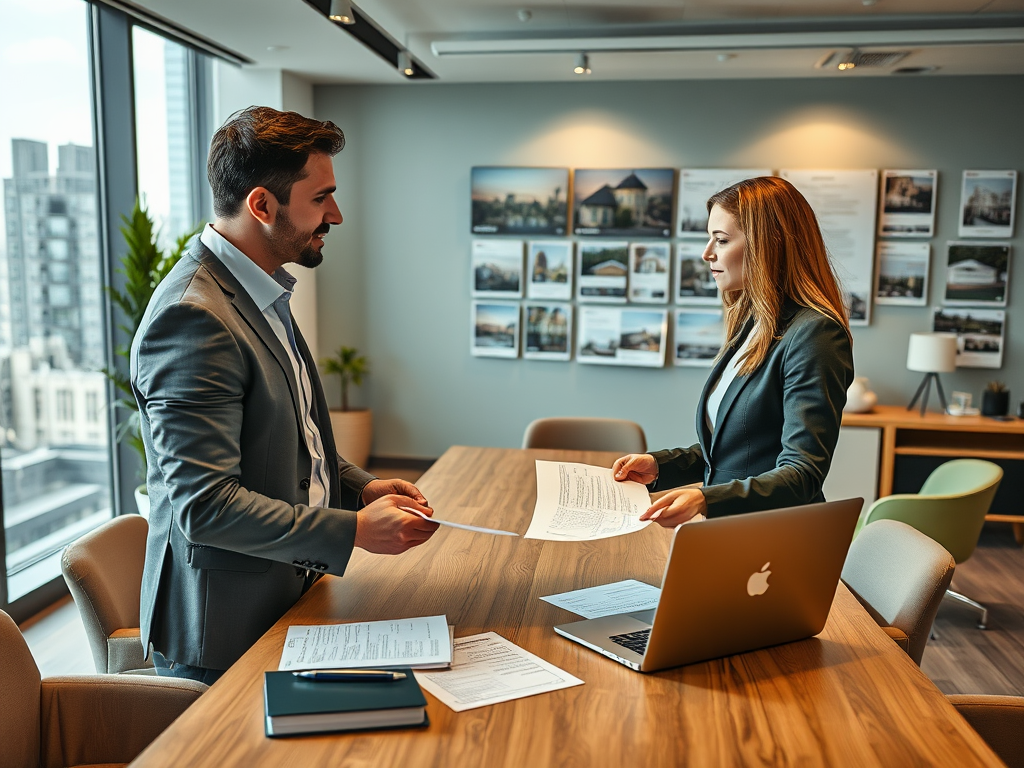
[881,625,911,654]
[39,674,206,768]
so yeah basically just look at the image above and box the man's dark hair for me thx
[207,106,345,218]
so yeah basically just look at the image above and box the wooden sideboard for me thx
[842,405,1024,541]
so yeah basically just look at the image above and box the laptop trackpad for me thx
[628,609,656,624]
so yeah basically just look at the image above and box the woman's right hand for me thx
[612,453,658,485]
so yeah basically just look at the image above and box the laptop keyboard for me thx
[609,628,650,655]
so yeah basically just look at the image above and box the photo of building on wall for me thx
[471,301,520,358]
[958,170,1017,238]
[676,242,719,305]
[577,241,629,302]
[527,241,572,300]
[943,241,1010,306]
[573,168,675,237]
[932,307,1005,369]
[674,309,724,366]
[471,239,524,298]
[875,242,930,306]
[879,170,936,236]
[471,167,569,235]
[628,242,670,303]
[524,303,572,361]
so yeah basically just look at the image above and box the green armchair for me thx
[853,458,1003,628]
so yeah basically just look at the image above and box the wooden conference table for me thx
[132,446,1002,768]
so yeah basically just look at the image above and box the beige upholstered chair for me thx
[61,514,152,674]
[948,695,1024,768]
[841,519,955,665]
[522,417,647,453]
[1,609,205,768]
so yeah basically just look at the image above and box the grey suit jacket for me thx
[650,302,853,517]
[130,240,375,670]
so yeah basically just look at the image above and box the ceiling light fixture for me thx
[398,50,416,76]
[837,49,859,70]
[574,52,591,75]
[328,0,356,25]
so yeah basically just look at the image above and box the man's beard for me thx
[269,208,327,269]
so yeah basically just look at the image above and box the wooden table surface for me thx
[131,446,1004,768]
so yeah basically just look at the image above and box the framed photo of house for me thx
[471,301,520,358]
[674,308,725,367]
[471,167,569,236]
[628,242,671,303]
[471,239,524,298]
[526,241,573,300]
[573,168,675,237]
[523,302,573,361]
[878,169,937,238]
[577,306,667,367]
[875,241,930,306]
[958,170,1017,239]
[675,240,719,305]
[677,168,772,238]
[943,241,1010,307]
[577,241,629,303]
[932,307,1005,369]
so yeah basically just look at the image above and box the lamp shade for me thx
[906,332,957,373]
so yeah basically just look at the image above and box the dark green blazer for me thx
[651,302,853,517]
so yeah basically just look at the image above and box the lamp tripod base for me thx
[907,372,949,417]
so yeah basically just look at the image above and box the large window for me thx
[0,0,111,605]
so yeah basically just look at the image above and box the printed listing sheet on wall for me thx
[781,169,878,326]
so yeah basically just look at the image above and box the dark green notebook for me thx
[264,668,428,737]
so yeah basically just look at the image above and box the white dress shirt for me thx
[200,224,331,507]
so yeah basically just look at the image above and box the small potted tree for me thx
[321,346,373,468]
[104,198,201,516]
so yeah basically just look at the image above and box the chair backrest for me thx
[841,519,955,665]
[0,609,42,768]
[862,459,1002,564]
[948,694,1024,768]
[522,417,647,453]
[61,514,150,674]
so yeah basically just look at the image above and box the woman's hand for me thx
[612,453,658,485]
[640,488,707,527]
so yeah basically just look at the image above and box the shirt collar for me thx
[200,224,297,312]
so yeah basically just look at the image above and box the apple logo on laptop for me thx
[746,562,771,596]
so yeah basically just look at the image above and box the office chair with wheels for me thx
[841,519,955,665]
[853,458,1002,629]
[522,417,647,453]
[948,695,1024,768]
[61,514,153,674]
[1,609,205,768]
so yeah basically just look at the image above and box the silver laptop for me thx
[554,498,863,673]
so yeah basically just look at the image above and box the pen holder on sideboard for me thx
[981,385,1009,417]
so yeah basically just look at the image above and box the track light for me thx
[837,49,859,70]
[328,0,355,25]
[398,50,415,77]
[573,52,591,75]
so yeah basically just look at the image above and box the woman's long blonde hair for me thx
[707,176,850,375]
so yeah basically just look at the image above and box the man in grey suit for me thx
[131,106,438,684]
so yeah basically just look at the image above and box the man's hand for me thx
[639,488,707,527]
[612,453,658,485]
[354,495,439,555]
[362,478,429,508]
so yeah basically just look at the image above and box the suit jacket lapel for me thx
[707,317,756,460]
[192,243,304,430]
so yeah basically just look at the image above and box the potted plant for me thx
[981,381,1010,417]
[320,346,373,469]
[104,198,201,516]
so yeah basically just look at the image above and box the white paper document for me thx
[415,632,583,712]
[540,579,662,619]
[525,460,652,541]
[402,507,519,537]
[278,615,451,671]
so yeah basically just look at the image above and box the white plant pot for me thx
[330,409,373,469]
[134,484,150,519]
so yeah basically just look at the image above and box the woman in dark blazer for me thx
[613,176,854,525]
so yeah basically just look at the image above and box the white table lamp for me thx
[906,332,958,416]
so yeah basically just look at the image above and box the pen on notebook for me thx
[292,669,407,682]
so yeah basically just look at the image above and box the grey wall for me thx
[314,76,1023,459]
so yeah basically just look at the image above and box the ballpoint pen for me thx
[292,669,407,682]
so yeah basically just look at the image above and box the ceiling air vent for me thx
[816,49,910,70]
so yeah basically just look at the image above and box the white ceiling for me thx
[135,0,1024,84]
